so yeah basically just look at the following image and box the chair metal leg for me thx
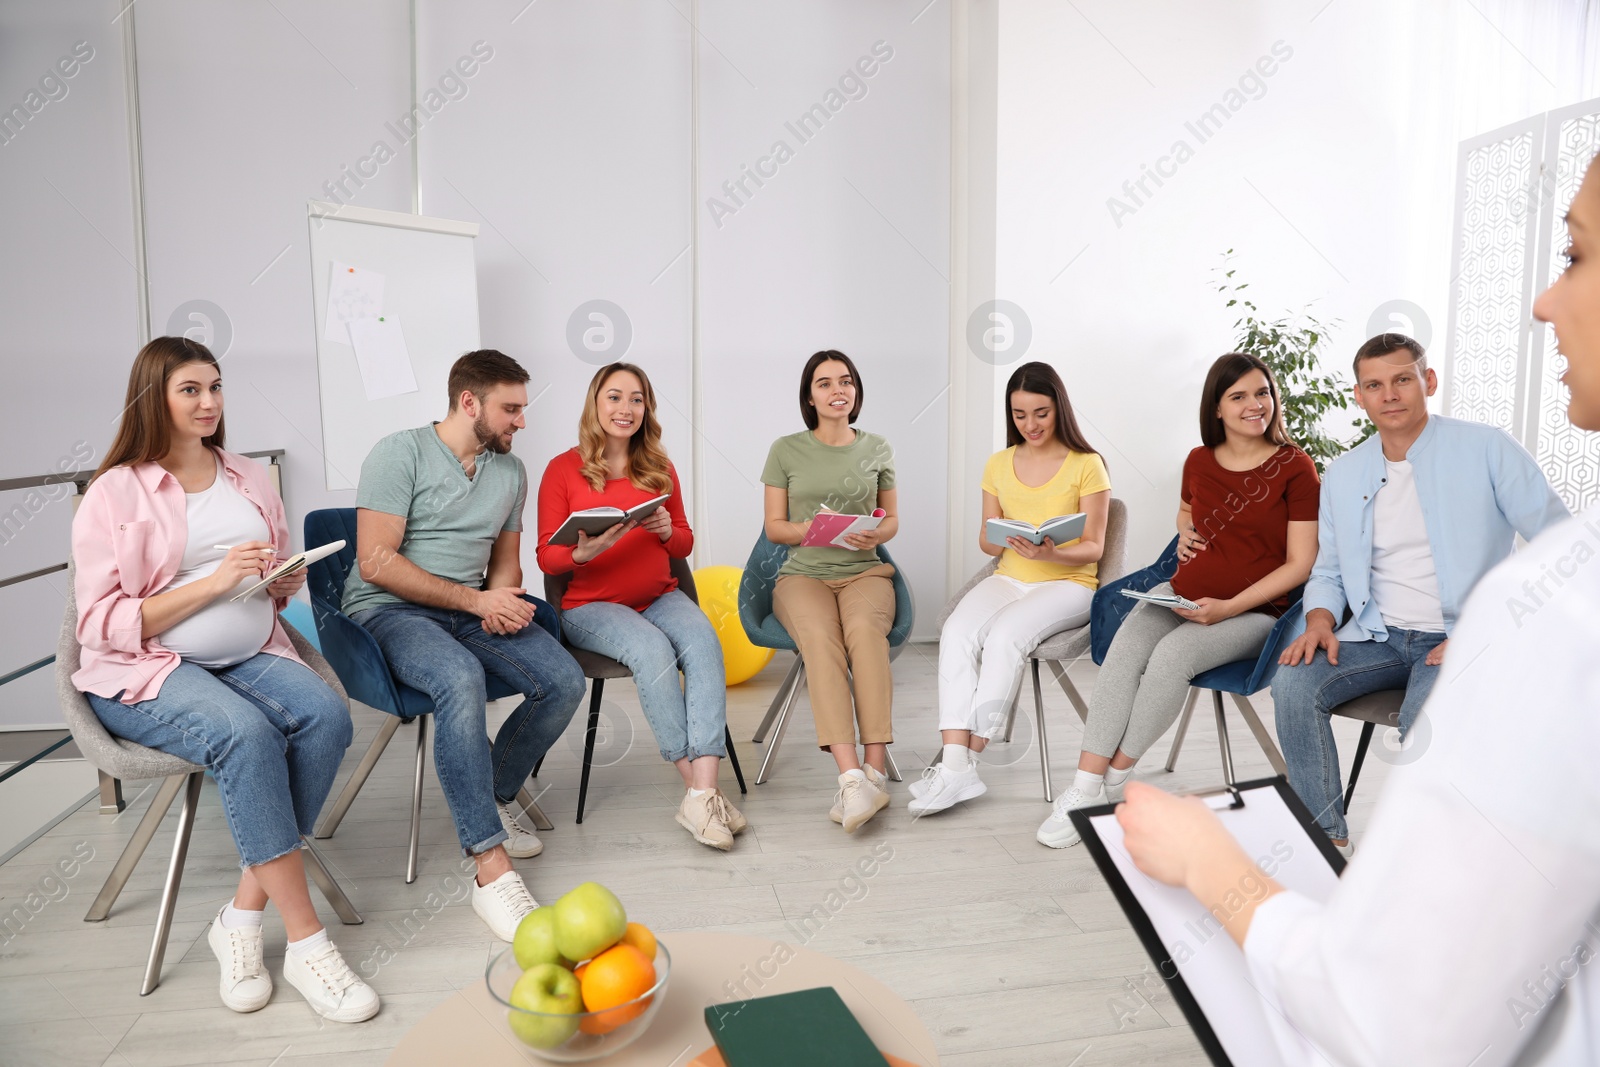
[533,756,544,778]
[141,772,203,996]
[1045,660,1091,724]
[1164,689,1201,772]
[514,786,555,833]
[315,714,403,839]
[98,770,125,815]
[752,657,803,743]
[1000,666,1026,742]
[1212,691,1237,788]
[86,773,187,922]
[754,669,801,786]
[884,748,902,782]
[1344,722,1377,810]
[1034,656,1053,802]
[1228,692,1288,777]
[406,717,428,885]
[576,680,605,824]
[724,726,748,794]
[300,837,362,925]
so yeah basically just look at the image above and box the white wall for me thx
[992,0,1600,571]
[695,2,951,627]
[0,0,140,727]
[414,0,693,590]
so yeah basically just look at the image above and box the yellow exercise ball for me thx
[693,565,774,686]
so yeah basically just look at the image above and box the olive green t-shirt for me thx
[760,429,896,579]
[342,424,527,617]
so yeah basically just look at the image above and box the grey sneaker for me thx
[1036,781,1107,848]
[496,799,544,858]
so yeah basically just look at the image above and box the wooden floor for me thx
[0,641,1392,1066]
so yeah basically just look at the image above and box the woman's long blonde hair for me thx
[577,362,674,494]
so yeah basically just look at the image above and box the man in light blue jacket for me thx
[1272,333,1568,850]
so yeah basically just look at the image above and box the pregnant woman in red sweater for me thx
[1037,352,1320,848]
[536,362,746,850]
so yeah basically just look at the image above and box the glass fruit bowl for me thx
[484,943,672,1062]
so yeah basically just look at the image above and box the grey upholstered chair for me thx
[933,498,1129,800]
[57,562,361,996]
[1330,689,1405,808]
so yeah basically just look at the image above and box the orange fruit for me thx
[620,922,657,961]
[577,942,656,1035]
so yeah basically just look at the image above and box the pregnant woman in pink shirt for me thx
[72,337,376,1023]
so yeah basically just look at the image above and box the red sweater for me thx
[1172,444,1320,615]
[536,449,693,611]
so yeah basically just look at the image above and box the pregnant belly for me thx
[159,595,276,669]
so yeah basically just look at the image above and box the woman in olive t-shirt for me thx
[761,350,899,833]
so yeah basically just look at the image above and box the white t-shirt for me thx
[156,461,275,669]
[1369,458,1447,633]
[1244,504,1600,1066]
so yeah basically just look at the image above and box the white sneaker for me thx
[282,939,380,1023]
[1036,781,1107,848]
[207,908,272,1013]
[1105,775,1130,805]
[1335,839,1355,860]
[907,761,987,816]
[496,799,544,858]
[830,765,888,824]
[835,771,890,833]
[473,870,538,941]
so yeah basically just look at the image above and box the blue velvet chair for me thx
[304,508,557,883]
[1089,539,1296,787]
[737,533,914,784]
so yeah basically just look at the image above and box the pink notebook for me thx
[801,509,886,548]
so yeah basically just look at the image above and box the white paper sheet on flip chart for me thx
[346,316,417,401]
[324,262,386,344]
[1089,784,1343,1067]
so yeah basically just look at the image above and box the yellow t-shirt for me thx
[981,447,1112,587]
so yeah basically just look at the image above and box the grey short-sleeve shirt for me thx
[760,428,895,580]
[341,425,527,617]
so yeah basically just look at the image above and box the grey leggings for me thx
[1081,583,1277,761]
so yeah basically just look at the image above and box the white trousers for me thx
[937,573,1095,736]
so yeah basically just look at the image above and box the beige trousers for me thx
[772,563,896,748]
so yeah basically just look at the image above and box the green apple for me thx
[513,907,573,971]
[553,881,627,963]
[507,963,584,1049]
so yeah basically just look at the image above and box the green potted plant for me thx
[1216,251,1374,473]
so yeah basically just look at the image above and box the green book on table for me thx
[704,986,884,1066]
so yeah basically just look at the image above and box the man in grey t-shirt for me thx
[346,350,583,942]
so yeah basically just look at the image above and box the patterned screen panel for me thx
[1448,128,1535,433]
[1534,113,1600,512]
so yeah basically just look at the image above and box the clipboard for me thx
[1069,776,1346,1067]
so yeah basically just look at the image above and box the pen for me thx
[213,545,277,553]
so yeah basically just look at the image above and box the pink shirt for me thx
[71,449,304,703]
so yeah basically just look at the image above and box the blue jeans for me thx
[356,597,585,855]
[1272,627,1445,840]
[561,590,728,763]
[88,653,352,868]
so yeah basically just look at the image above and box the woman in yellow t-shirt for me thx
[909,361,1111,816]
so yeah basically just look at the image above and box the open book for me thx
[801,509,886,548]
[986,513,1086,547]
[1121,588,1200,611]
[547,494,670,546]
[230,540,346,602]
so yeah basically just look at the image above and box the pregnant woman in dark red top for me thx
[1037,352,1320,848]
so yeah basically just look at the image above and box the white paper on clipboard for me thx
[1087,783,1343,1067]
